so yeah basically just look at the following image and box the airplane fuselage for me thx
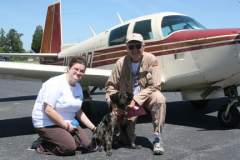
[58,12,240,100]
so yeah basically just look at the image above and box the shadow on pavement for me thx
[112,136,152,150]
[83,98,240,131]
[0,95,37,102]
[135,136,152,149]
[1,98,238,138]
[81,100,110,126]
[165,98,240,130]
[0,117,35,138]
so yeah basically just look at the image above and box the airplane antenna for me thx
[89,25,96,36]
[116,12,124,24]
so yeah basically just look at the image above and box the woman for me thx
[32,57,96,156]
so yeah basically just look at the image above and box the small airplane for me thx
[0,2,240,128]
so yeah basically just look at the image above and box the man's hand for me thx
[128,100,136,108]
[128,100,139,110]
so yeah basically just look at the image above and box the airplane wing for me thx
[0,53,58,57]
[0,62,111,88]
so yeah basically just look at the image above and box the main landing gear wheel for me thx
[217,104,240,128]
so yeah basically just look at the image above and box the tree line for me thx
[0,25,43,53]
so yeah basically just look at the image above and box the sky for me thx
[0,0,239,51]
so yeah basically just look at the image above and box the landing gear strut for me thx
[217,86,240,128]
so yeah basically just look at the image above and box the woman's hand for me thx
[44,104,76,132]
[77,110,96,133]
[91,126,97,133]
[64,121,75,133]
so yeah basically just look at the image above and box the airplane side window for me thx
[161,15,206,37]
[63,57,68,66]
[162,26,172,37]
[109,24,129,46]
[86,52,93,67]
[133,20,153,40]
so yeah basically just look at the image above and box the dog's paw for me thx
[98,146,104,152]
[106,151,112,156]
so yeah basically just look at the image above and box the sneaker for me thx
[153,137,164,155]
[31,137,43,149]
[81,143,98,154]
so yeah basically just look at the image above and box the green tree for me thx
[31,25,43,53]
[0,28,7,52]
[5,29,25,53]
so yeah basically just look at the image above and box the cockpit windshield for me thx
[161,15,206,37]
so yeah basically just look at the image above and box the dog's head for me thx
[110,91,133,110]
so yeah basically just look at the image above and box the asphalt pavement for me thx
[0,79,240,160]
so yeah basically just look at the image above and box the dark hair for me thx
[68,57,87,69]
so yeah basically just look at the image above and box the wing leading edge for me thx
[0,62,111,88]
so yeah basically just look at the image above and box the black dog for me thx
[92,91,132,156]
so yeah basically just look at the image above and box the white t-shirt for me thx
[32,74,84,128]
[131,62,141,96]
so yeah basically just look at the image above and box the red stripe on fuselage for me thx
[149,28,240,45]
[92,29,240,67]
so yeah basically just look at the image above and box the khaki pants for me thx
[145,91,166,133]
[129,91,166,133]
[119,91,166,145]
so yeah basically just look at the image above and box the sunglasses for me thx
[128,44,142,50]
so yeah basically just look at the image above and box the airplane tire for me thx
[217,105,240,128]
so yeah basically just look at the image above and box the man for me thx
[106,33,166,155]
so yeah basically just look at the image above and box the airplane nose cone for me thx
[236,34,240,59]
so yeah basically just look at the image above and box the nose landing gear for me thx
[217,86,240,128]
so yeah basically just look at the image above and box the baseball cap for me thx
[126,33,144,43]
